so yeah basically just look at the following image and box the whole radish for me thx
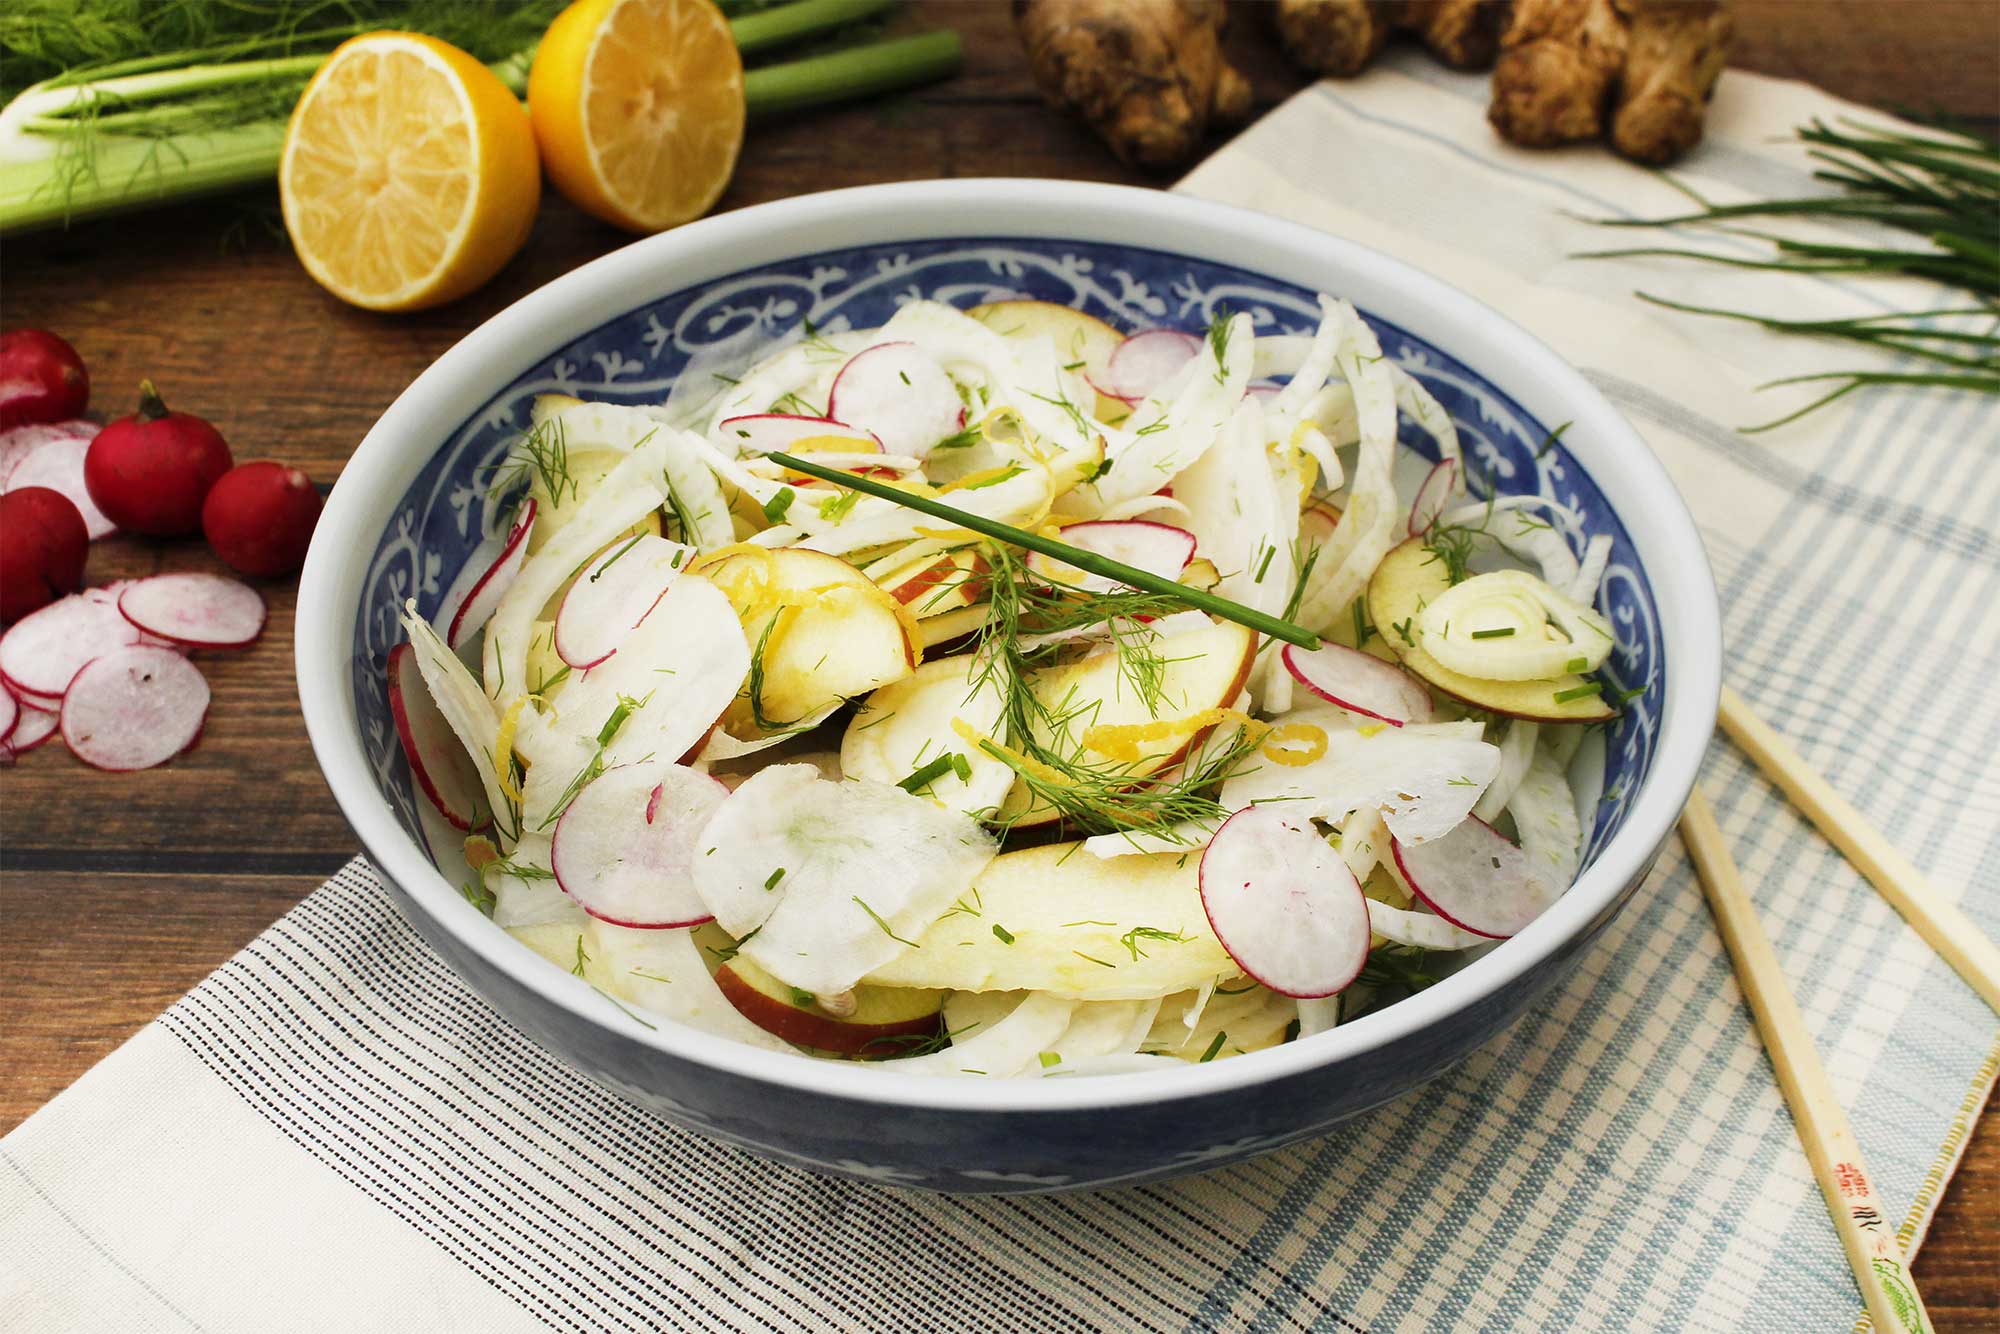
[84,380,233,536]
[0,330,89,429]
[0,486,89,622]
[203,460,322,577]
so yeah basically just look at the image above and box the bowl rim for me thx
[298,178,1720,1113]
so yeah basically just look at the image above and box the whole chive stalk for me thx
[768,450,1322,649]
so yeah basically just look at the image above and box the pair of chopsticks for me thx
[1680,686,2000,1334]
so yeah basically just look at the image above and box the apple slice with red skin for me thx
[386,642,485,830]
[715,955,944,1057]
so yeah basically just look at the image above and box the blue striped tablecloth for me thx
[3,58,1994,1333]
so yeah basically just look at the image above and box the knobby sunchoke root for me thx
[1275,0,1506,77]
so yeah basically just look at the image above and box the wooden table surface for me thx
[3,0,1995,1323]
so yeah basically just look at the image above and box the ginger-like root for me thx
[1490,0,1732,163]
[1274,0,1506,77]
[1014,0,1253,171]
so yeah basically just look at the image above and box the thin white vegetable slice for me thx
[691,764,997,995]
[1507,738,1583,892]
[447,500,536,650]
[839,655,1011,820]
[1024,519,1195,595]
[0,700,58,760]
[4,432,114,538]
[1081,820,1218,858]
[881,993,1078,1077]
[553,533,690,669]
[1199,805,1371,998]
[1391,816,1562,939]
[59,646,209,771]
[1281,642,1434,726]
[1071,313,1252,514]
[1091,329,1201,402]
[1473,719,1541,823]
[586,921,798,1053]
[488,842,586,929]
[1036,999,1159,1074]
[386,642,485,830]
[400,601,514,836]
[551,763,726,928]
[0,591,147,702]
[826,342,964,459]
[1416,569,1615,681]
[0,419,97,484]
[116,573,266,650]
[1408,458,1460,537]
[1365,899,1491,950]
[716,413,881,455]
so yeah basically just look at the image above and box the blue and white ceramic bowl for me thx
[297,180,1720,1194]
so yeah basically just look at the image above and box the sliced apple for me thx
[877,547,987,618]
[1367,536,1615,723]
[863,841,1239,999]
[966,299,1126,420]
[715,955,944,1057]
[919,604,986,650]
[1000,618,1257,824]
[841,653,1013,819]
[692,545,919,740]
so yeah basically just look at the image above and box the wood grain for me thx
[1,1,1993,1323]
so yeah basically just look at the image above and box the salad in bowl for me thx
[389,289,1634,1078]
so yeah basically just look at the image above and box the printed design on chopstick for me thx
[352,236,1663,862]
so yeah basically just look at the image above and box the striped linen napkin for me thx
[4,58,1995,1333]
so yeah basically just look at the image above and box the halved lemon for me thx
[528,0,745,234]
[280,32,541,312]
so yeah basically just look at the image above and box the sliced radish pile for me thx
[826,342,964,458]
[1025,519,1195,595]
[1199,804,1370,999]
[0,591,151,702]
[1391,816,1562,939]
[0,687,15,745]
[5,432,115,538]
[448,499,536,650]
[717,413,880,455]
[554,533,689,669]
[59,646,209,771]
[0,699,57,761]
[1407,458,1459,537]
[386,642,486,830]
[117,573,266,649]
[1282,642,1434,726]
[0,419,97,483]
[1090,330,1200,403]
[551,763,726,928]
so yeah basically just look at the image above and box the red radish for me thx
[84,380,232,536]
[1025,519,1195,595]
[0,419,97,483]
[0,487,89,622]
[1407,458,1460,537]
[0,330,89,430]
[386,642,486,830]
[1281,643,1434,727]
[0,591,149,701]
[201,460,322,577]
[552,763,726,928]
[117,573,266,649]
[717,413,880,456]
[445,499,536,650]
[59,646,210,771]
[6,432,115,540]
[1198,804,1371,998]
[1089,330,1201,403]
[0,686,14,745]
[554,532,687,669]
[1391,816,1561,939]
[0,698,58,762]
[826,342,964,458]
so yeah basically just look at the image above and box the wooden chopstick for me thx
[1717,686,2000,1012]
[1680,788,1936,1334]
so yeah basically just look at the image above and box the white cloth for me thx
[4,61,1995,1332]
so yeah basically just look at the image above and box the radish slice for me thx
[447,499,536,650]
[717,413,881,456]
[1024,519,1195,594]
[59,647,209,771]
[1407,458,1460,537]
[0,699,57,761]
[691,764,997,995]
[1199,804,1371,999]
[117,573,266,649]
[0,419,97,484]
[5,433,115,538]
[0,591,149,701]
[1090,330,1201,403]
[1391,816,1562,939]
[552,763,726,928]
[826,342,964,459]
[1365,898,1490,951]
[553,533,690,669]
[386,642,486,830]
[0,687,15,745]
[1281,642,1434,726]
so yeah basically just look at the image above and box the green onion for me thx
[896,752,957,793]
[1470,627,1516,640]
[1198,1031,1227,1062]
[768,450,1322,649]
[1553,682,1603,704]
[991,923,1015,945]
